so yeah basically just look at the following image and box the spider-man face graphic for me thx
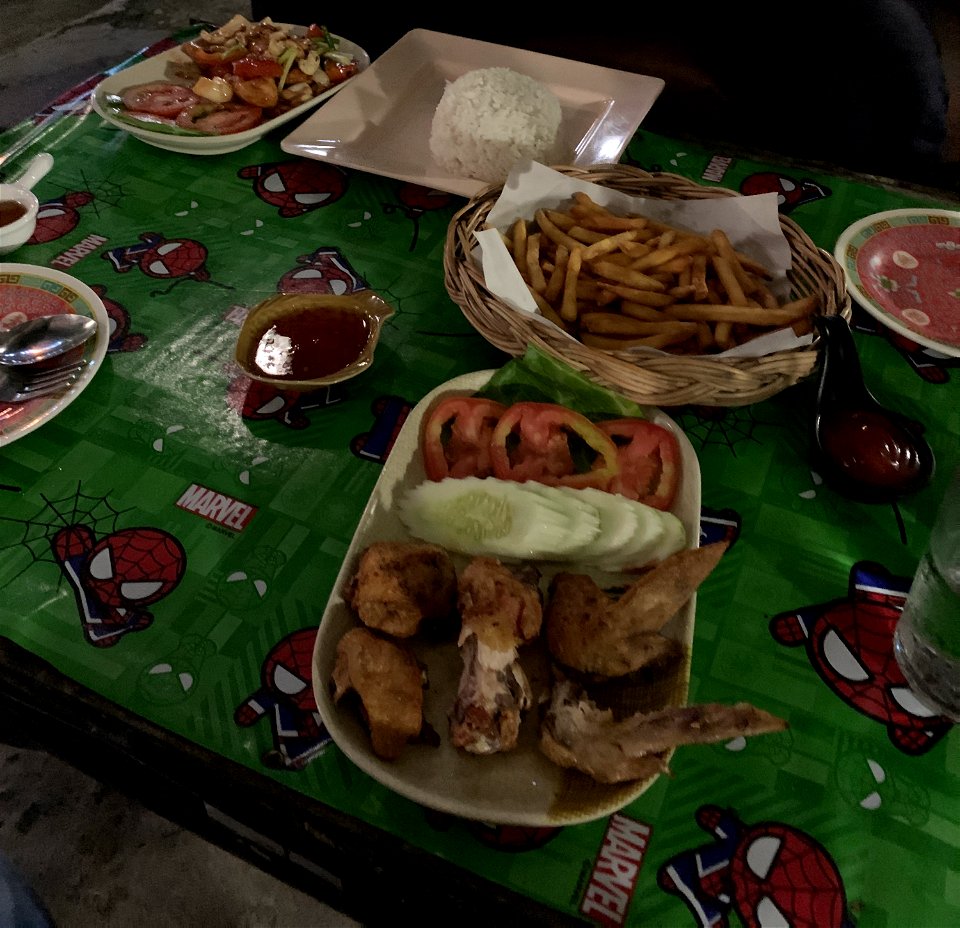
[770,561,952,753]
[738,172,830,213]
[27,191,94,244]
[235,627,330,769]
[51,525,187,646]
[259,628,317,712]
[276,247,366,296]
[659,804,853,928]
[238,160,348,217]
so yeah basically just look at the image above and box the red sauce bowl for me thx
[235,290,395,390]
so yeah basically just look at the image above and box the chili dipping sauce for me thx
[252,307,371,380]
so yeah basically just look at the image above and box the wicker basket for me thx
[444,164,851,407]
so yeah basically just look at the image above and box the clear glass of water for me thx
[893,465,960,720]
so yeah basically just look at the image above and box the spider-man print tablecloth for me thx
[0,36,959,928]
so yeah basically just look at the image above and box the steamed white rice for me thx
[429,67,562,184]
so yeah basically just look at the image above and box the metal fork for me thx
[0,359,87,403]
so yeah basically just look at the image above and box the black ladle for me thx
[811,315,935,504]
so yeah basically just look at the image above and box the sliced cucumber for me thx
[533,485,638,562]
[519,483,602,559]
[397,476,687,568]
[397,477,594,560]
[583,498,667,570]
[656,510,687,561]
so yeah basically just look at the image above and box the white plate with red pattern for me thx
[835,208,960,357]
[0,264,110,447]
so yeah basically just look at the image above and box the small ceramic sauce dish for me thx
[235,290,395,390]
[0,153,54,256]
[0,184,39,255]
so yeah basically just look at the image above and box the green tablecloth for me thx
[1,38,958,927]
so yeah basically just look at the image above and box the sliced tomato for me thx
[175,102,263,135]
[598,418,681,510]
[324,59,359,84]
[421,396,506,481]
[120,82,201,118]
[232,56,283,80]
[490,402,620,490]
[180,40,247,68]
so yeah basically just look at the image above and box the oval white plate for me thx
[834,208,960,357]
[312,370,702,826]
[0,263,110,447]
[92,28,370,156]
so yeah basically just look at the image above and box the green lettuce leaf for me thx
[477,346,648,421]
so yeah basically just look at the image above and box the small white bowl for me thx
[0,184,39,255]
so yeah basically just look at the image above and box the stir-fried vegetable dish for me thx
[111,15,361,136]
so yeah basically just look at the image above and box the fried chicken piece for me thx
[449,556,543,755]
[546,542,729,677]
[539,676,788,784]
[331,626,426,760]
[348,540,457,638]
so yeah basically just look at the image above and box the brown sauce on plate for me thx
[0,200,29,227]
[252,307,370,380]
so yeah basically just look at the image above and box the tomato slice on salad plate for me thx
[599,418,681,510]
[419,399,680,507]
[489,401,621,490]
[421,396,507,481]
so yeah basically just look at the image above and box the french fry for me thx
[560,248,582,322]
[580,230,642,261]
[527,285,568,330]
[545,209,577,231]
[581,313,699,339]
[543,245,568,303]
[696,322,714,352]
[619,300,673,321]
[589,260,666,292]
[604,286,675,307]
[526,232,547,293]
[664,297,816,326]
[711,254,748,305]
[713,321,735,351]
[567,225,613,245]
[691,253,709,301]
[575,213,651,232]
[536,209,582,252]
[511,218,528,278]
[711,229,758,296]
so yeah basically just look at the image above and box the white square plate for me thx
[282,29,665,197]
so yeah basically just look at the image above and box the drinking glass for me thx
[893,465,960,720]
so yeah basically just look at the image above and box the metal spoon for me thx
[0,314,98,366]
[811,314,935,503]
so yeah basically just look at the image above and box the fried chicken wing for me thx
[348,540,458,638]
[331,626,426,760]
[545,541,728,677]
[539,677,788,784]
[449,556,543,755]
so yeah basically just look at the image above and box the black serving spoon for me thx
[811,314,935,506]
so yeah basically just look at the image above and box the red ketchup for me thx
[253,307,370,380]
[818,407,924,489]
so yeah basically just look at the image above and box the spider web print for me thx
[0,482,132,581]
[673,405,779,456]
